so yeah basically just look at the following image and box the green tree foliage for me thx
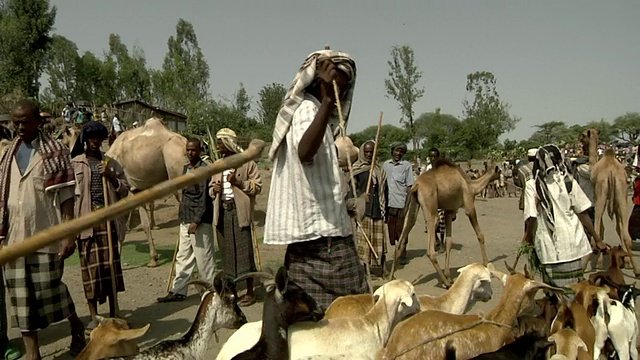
[384,45,424,150]
[106,34,151,102]
[529,121,569,145]
[153,19,209,115]
[257,82,286,127]
[44,34,78,101]
[613,112,640,144]
[0,0,56,97]
[414,108,462,156]
[459,71,518,158]
[584,120,613,143]
[350,124,411,160]
[233,82,250,117]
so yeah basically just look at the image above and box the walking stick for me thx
[364,112,383,197]
[333,80,378,260]
[166,236,180,292]
[251,220,262,271]
[102,171,120,316]
[0,139,266,265]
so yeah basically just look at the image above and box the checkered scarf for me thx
[0,131,76,238]
[268,49,357,160]
[533,144,572,240]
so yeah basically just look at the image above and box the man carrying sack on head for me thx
[210,128,261,307]
[263,49,368,311]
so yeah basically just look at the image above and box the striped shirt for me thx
[263,95,352,245]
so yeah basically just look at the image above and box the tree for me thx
[384,45,424,150]
[153,19,209,115]
[459,71,519,158]
[529,121,569,144]
[43,34,78,101]
[612,112,640,144]
[106,34,151,102]
[414,108,462,154]
[257,82,286,126]
[350,124,411,160]
[233,82,250,117]
[0,0,56,97]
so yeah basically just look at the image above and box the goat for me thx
[606,283,640,360]
[589,245,630,298]
[512,292,560,339]
[218,280,420,360]
[548,328,588,360]
[230,267,324,360]
[565,281,611,360]
[76,317,150,360]
[323,262,492,319]
[549,296,595,360]
[444,331,552,360]
[377,266,563,360]
[103,272,247,360]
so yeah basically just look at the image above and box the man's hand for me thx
[188,222,199,235]
[97,162,114,179]
[212,180,222,194]
[316,60,340,102]
[58,238,76,260]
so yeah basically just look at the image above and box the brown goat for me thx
[549,296,595,360]
[588,245,629,299]
[75,317,150,360]
[378,267,562,360]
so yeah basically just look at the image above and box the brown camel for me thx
[579,128,639,276]
[106,117,188,267]
[391,159,500,287]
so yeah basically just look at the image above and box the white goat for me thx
[606,284,640,360]
[548,328,587,360]
[217,280,420,360]
[323,262,493,319]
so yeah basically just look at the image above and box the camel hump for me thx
[142,117,168,130]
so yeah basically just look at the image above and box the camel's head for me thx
[578,128,600,148]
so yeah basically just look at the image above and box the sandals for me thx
[157,292,186,303]
[3,343,21,360]
[238,294,256,307]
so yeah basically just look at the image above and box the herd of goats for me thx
[1,119,639,359]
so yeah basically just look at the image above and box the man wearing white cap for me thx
[515,148,538,211]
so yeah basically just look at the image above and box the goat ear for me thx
[95,315,107,325]
[577,337,587,352]
[275,267,289,294]
[115,324,151,341]
[373,285,385,302]
[213,271,224,295]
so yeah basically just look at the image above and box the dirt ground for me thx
[9,169,639,359]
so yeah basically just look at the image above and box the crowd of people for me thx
[0,48,636,360]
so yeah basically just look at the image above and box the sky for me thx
[50,0,640,141]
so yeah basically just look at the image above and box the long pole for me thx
[365,112,383,196]
[0,139,266,265]
[102,173,120,316]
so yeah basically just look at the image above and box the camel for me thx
[579,128,640,277]
[391,159,500,287]
[106,117,188,267]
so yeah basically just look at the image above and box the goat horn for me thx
[503,260,516,275]
[187,280,213,291]
[234,271,274,283]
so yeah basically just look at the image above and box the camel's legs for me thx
[465,206,489,266]
[615,202,640,276]
[425,210,451,287]
[149,201,159,230]
[443,213,454,278]
[139,204,158,267]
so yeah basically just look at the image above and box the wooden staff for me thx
[251,219,262,271]
[166,236,180,292]
[102,172,120,315]
[0,139,266,265]
[365,112,383,196]
[333,80,378,260]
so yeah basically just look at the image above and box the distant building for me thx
[113,99,187,132]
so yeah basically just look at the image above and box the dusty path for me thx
[7,174,636,359]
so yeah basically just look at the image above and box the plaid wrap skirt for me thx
[541,258,585,287]
[217,201,256,278]
[285,236,368,311]
[78,220,124,304]
[3,253,76,331]
[356,217,386,267]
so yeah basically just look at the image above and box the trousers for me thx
[170,223,217,296]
